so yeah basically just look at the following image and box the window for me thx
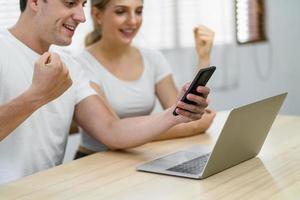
[135,0,234,49]
[235,0,267,44]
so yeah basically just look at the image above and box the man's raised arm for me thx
[0,53,72,141]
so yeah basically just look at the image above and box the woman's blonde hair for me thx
[85,0,111,46]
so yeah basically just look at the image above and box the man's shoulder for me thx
[0,30,9,47]
[0,28,7,37]
[0,28,11,43]
[0,29,16,53]
[0,36,14,62]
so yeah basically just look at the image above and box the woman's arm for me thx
[194,25,215,68]
[74,83,210,150]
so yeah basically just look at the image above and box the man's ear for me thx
[91,7,103,25]
[27,0,39,12]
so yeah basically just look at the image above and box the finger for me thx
[195,29,215,38]
[48,53,62,69]
[62,62,70,78]
[205,108,212,114]
[193,27,199,34]
[208,110,217,117]
[39,52,52,65]
[177,100,206,115]
[197,25,213,33]
[66,76,73,88]
[195,36,214,47]
[195,33,214,42]
[184,82,191,91]
[177,83,189,100]
[195,29,211,35]
[45,53,56,67]
[196,86,210,98]
[185,93,208,108]
[179,82,190,95]
[185,93,208,107]
[197,33,214,38]
[206,98,212,104]
[175,108,203,121]
[61,75,73,90]
[198,35,214,42]
[194,28,211,37]
[197,29,214,36]
[204,108,216,116]
[194,25,208,31]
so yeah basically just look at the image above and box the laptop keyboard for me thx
[167,153,210,175]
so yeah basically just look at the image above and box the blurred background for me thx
[1,0,299,161]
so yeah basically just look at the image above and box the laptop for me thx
[137,93,287,179]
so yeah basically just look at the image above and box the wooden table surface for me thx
[1,112,300,200]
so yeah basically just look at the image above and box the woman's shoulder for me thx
[135,46,172,77]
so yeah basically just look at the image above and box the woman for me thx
[74,0,216,158]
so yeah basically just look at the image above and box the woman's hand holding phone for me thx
[173,66,216,117]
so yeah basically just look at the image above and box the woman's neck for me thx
[91,39,133,60]
[86,38,143,81]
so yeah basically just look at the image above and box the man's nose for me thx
[73,6,86,23]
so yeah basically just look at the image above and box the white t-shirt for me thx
[0,29,96,184]
[75,48,172,151]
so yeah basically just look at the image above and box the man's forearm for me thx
[0,89,44,141]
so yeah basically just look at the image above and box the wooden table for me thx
[1,112,300,200]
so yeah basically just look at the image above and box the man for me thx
[0,0,210,184]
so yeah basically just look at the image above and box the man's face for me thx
[35,0,87,46]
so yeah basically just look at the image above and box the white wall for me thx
[161,0,300,115]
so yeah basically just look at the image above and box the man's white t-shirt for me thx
[75,48,172,152]
[0,29,96,184]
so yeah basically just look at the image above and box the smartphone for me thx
[173,66,216,116]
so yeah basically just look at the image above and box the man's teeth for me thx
[64,24,75,31]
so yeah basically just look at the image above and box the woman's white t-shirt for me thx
[75,48,172,151]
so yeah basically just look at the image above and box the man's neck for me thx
[9,15,50,55]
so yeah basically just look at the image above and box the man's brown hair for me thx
[19,0,27,12]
